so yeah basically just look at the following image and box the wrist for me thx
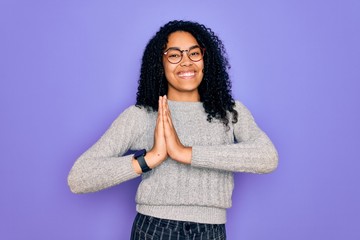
[132,159,142,174]
[134,149,151,173]
[171,146,192,164]
[144,150,164,169]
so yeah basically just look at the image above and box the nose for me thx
[180,51,193,66]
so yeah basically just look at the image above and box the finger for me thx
[156,97,162,124]
[162,100,172,137]
[164,95,169,113]
[158,96,164,127]
[163,97,174,128]
[162,95,167,121]
[156,96,165,136]
[162,96,171,127]
[158,96,162,117]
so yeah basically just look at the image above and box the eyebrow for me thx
[164,45,200,52]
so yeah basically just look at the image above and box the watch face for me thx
[134,149,146,159]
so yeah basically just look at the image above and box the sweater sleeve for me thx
[191,101,278,173]
[67,106,145,194]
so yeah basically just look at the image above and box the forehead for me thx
[166,31,199,48]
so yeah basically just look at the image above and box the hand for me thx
[161,96,192,164]
[146,96,168,167]
[132,97,168,174]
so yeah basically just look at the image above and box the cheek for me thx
[163,62,176,75]
[198,59,204,69]
[197,62,204,74]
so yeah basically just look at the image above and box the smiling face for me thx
[163,31,204,102]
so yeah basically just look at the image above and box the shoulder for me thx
[123,104,157,117]
[122,104,149,116]
[111,104,155,127]
[234,100,248,111]
[232,100,255,122]
[233,100,251,114]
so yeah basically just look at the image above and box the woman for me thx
[68,20,278,240]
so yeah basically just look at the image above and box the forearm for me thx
[68,155,140,194]
[191,137,278,173]
[67,106,148,193]
[187,100,278,174]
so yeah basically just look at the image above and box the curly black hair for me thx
[136,20,238,127]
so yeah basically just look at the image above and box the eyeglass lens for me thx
[165,47,204,64]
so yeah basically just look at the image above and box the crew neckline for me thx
[167,99,204,111]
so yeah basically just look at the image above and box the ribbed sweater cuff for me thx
[115,155,140,181]
[191,146,219,169]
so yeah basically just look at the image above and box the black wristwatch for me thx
[134,149,151,173]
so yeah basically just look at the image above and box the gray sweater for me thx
[68,100,278,224]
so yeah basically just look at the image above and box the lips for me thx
[177,71,196,77]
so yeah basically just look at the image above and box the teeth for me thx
[178,71,195,77]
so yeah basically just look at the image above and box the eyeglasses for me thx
[163,46,205,64]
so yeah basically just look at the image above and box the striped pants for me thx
[130,213,226,240]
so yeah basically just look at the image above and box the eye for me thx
[189,48,202,56]
[190,51,200,56]
[169,53,181,58]
[166,49,182,59]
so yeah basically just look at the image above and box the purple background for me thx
[1,0,359,239]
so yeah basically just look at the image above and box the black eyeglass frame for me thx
[163,46,206,64]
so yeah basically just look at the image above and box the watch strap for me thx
[136,154,151,173]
